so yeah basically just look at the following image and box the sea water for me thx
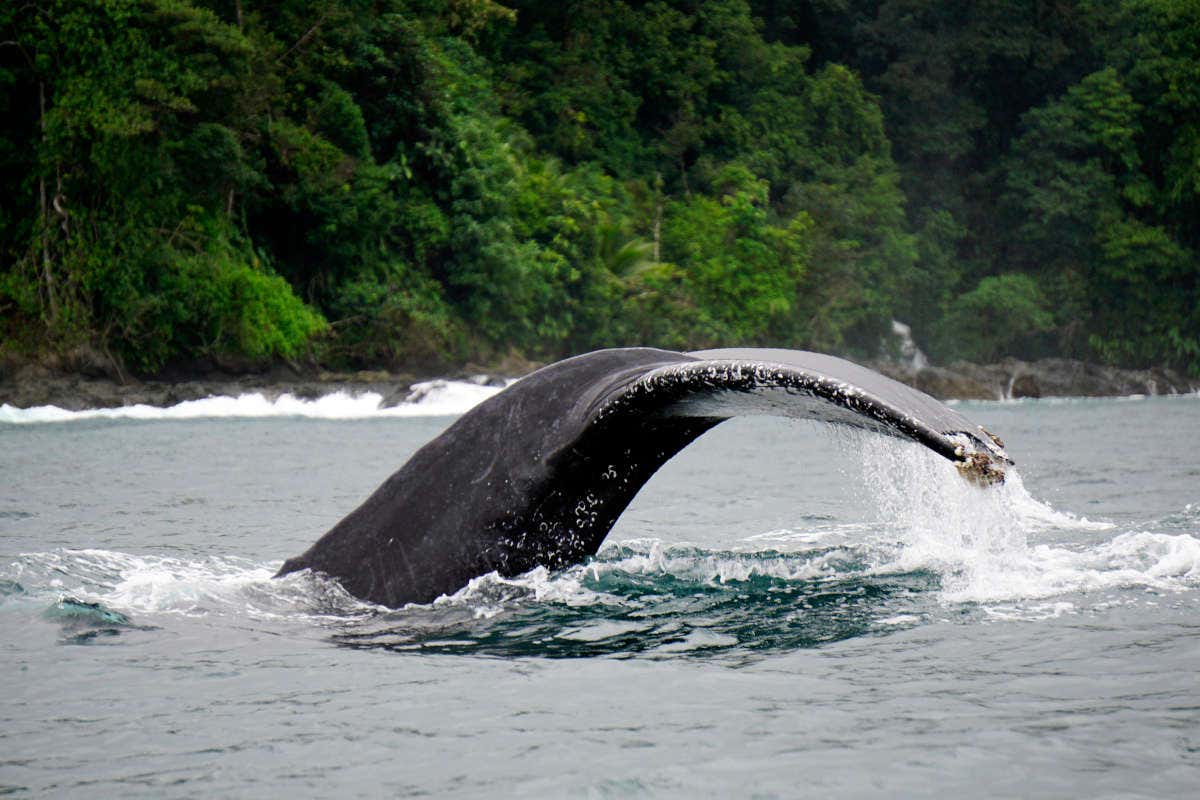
[1,391,1198,797]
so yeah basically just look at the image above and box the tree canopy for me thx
[1,0,1197,375]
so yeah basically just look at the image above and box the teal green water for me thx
[2,397,1199,797]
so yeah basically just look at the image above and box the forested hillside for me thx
[1,0,1197,375]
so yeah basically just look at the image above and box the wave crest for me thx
[0,379,507,425]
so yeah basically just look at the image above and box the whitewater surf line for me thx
[0,379,506,424]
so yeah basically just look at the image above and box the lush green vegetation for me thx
[1,0,1197,375]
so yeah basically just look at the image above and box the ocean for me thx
[2,388,1198,797]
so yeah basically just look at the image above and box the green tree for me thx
[935,273,1054,362]
[0,0,323,371]
[661,165,811,345]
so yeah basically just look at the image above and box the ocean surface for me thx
[2,386,1198,798]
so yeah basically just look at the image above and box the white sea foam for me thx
[590,538,850,584]
[421,535,885,624]
[0,379,508,425]
[104,556,276,615]
[442,519,1200,617]
[430,565,605,618]
[5,548,368,619]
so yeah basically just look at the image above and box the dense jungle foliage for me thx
[1,0,1197,374]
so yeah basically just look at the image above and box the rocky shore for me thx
[0,353,1195,411]
[0,352,521,412]
[871,357,1197,401]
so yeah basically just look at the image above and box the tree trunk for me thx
[652,203,662,263]
[652,172,663,262]
[38,80,58,325]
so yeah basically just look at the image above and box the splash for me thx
[333,539,928,657]
[3,423,1197,648]
[4,549,368,620]
[424,539,876,619]
[852,434,1200,606]
[0,379,508,425]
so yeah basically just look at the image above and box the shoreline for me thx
[869,357,1198,402]
[1,354,1196,412]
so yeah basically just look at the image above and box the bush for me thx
[326,270,465,369]
[934,274,1054,363]
[152,248,327,369]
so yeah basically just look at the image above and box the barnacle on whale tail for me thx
[955,450,1007,486]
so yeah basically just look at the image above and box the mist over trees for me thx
[1,0,1197,375]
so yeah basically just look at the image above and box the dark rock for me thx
[461,350,544,381]
[870,355,1199,401]
[289,383,327,401]
[1010,373,1041,398]
[465,374,508,388]
[914,366,997,400]
[63,345,119,380]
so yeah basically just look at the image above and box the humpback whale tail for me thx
[277,348,1011,608]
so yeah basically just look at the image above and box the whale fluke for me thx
[277,347,1011,607]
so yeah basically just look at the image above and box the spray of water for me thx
[4,427,1198,629]
[850,433,1200,607]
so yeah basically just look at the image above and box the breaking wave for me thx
[0,378,507,425]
